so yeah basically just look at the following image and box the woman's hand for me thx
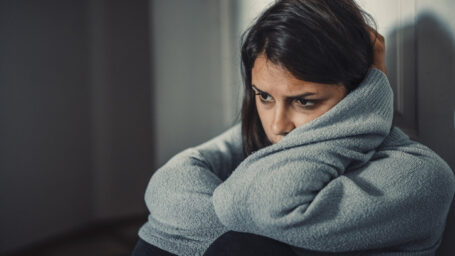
[368,27,386,74]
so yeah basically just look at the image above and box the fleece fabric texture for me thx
[138,68,455,256]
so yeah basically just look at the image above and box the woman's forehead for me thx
[251,56,329,95]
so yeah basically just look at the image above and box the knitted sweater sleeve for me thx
[213,131,455,253]
[141,123,243,251]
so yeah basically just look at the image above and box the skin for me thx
[369,27,386,74]
[252,29,386,144]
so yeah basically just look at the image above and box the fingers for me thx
[367,25,385,44]
[366,25,387,74]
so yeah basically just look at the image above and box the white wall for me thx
[413,1,455,254]
[358,1,455,254]
[236,0,274,33]
[357,0,418,137]
[150,0,240,167]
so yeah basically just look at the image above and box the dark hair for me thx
[240,0,377,158]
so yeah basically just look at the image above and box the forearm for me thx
[145,149,227,239]
[212,141,454,252]
[143,124,243,241]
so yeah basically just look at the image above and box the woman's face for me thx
[252,55,347,144]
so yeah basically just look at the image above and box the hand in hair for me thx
[369,27,386,74]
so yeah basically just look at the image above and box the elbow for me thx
[246,190,313,232]
[143,169,171,213]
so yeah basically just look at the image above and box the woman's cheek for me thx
[255,104,273,139]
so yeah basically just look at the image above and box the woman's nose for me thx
[271,106,295,136]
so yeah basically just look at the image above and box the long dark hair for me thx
[240,0,377,158]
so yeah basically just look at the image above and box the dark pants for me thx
[131,231,298,256]
[131,237,176,256]
[203,231,298,256]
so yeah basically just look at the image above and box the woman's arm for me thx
[212,69,454,253]
[141,123,243,247]
[213,135,455,252]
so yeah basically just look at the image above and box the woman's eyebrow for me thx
[252,85,317,99]
[251,85,266,94]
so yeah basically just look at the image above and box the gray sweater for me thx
[138,69,455,256]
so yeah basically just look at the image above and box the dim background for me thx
[0,0,454,255]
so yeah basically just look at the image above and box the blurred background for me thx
[0,0,454,255]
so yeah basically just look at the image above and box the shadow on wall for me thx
[387,12,455,256]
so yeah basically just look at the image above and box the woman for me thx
[133,0,455,255]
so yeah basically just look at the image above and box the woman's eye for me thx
[255,92,272,102]
[296,98,316,108]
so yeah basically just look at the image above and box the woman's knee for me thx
[203,231,297,256]
[131,238,176,256]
